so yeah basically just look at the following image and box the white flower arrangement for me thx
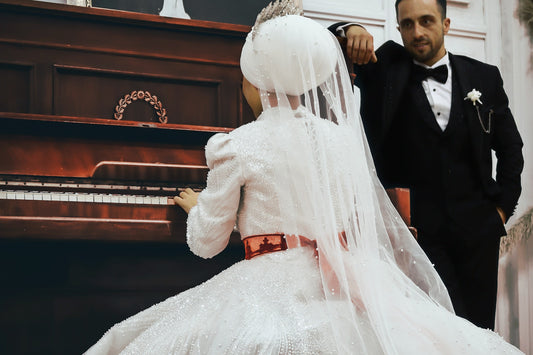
[464,89,483,106]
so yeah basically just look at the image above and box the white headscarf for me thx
[241,15,337,96]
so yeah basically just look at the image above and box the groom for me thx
[330,0,523,329]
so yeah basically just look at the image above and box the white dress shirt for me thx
[413,53,452,131]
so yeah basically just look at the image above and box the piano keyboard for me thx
[0,180,202,205]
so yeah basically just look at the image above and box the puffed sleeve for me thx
[186,133,245,258]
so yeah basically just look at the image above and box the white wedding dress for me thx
[85,107,523,354]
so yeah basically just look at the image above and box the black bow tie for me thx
[412,64,448,84]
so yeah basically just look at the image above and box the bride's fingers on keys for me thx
[179,189,191,198]
[181,188,195,196]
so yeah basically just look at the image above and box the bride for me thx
[84,1,524,353]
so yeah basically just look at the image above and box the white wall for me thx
[304,0,500,62]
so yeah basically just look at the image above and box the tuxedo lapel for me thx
[449,53,484,163]
[443,71,463,136]
[382,59,411,136]
[409,81,443,133]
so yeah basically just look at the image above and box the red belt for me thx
[242,233,317,260]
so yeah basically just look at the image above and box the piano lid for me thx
[0,112,228,182]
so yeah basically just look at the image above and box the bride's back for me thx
[230,106,355,240]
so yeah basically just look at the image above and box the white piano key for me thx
[127,195,136,204]
[110,195,120,204]
[33,192,44,201]
[68,193,78,202]
[119,195,128,204]
[15,191,25,200]
[142,196,152,204]
[94,194,103,203]
[160,196,169,205]
[42,192,52,201]
[51,193,62,201]
[7,191,16,199]
[0,191,7,199]
[102,195,112,203]
[25,182,43,187]
[95,184,112,189]
[135,196,144,204]
[162,187,178,192]
[60,194,69,202]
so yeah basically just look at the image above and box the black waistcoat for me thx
[378,71,502,237]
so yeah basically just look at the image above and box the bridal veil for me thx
[240,2,453,353]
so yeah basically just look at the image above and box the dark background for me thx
[0,239,243,354]
[92,0,271,25]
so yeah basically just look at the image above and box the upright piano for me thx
[0,1,253,353]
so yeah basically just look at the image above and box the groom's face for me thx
[397,0,450,66]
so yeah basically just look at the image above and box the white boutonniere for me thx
[464,88,492,133]
[464,89,483,106]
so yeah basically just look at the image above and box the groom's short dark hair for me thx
[395,0,447,19]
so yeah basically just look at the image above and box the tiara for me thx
[252,0,303,39]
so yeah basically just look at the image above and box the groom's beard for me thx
[404,33,445,64]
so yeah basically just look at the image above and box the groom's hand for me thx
[345,25,377,65]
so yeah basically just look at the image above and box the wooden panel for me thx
[0,216,179,241]
[53,65,223,125]
[0,61,33,113]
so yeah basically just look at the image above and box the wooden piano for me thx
[0,1,253,353]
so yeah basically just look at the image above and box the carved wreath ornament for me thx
[114,90,168,123]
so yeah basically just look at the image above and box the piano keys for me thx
[0,111,237,242]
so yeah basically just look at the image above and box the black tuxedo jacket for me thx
[344,39,523,230]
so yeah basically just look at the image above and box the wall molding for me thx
[449,0,470,5]
[304,8,386,26]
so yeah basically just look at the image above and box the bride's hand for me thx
[174,188,199,214]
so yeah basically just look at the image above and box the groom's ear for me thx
[443,18,451,35]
